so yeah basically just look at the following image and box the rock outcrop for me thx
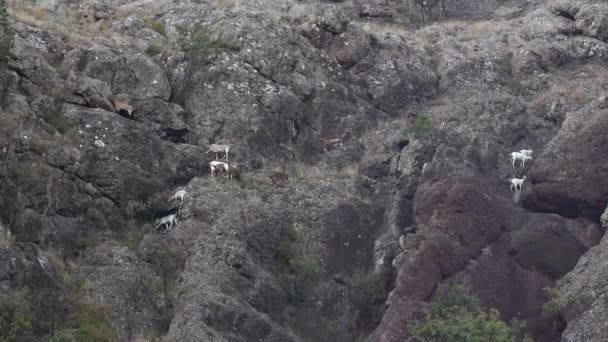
[1,0,608,341]
[558,206,608,341]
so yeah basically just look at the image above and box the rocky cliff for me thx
[0,0,607,341]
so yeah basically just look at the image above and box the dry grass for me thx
[7,1,111,45]
[0,225,14,250]
[438,20,466,36]
[75,20,108,39]
[289,162,326,181]
[569,85,595,106]
[356,21,412,38]
[467,20,499,34]
[331,164,359,179]
[115,2,162,20]
[132,336,156,342]
[7,2,49,27]
[427,19,501,40]
[209,0,238,9]
[245,190,263,204]
[530,79,597,114]
[339,164,359,177]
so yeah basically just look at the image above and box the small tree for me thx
[274,222,321,304]
[541,278,569,341]
[123,273,152,340]
[0,291,35,342]
[0,0,13,61]
[411,283,516,342]
[402,114,435,139]
[171,25,239,105]
[149,244,184,332]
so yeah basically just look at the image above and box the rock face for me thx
[558,207,608,342]
[1,0,608,341]
[521,104,608,220]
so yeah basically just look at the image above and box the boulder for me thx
[67,73,115,112]
[521,106,608,221]
[575,4,608,42]
[559,232,608,342]
[64,45,171,100]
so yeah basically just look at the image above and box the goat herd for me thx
[153,143,293,232]
[509,149,533,191]
[153,143,235,232]
[111,98,349,232]
[153,144,534,231]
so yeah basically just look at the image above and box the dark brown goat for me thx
[269,172,288,186]
[320,136,343,151]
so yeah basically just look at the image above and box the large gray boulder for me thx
[521,103,608,221]
[575,4,608,42]
[559,229,608,341]
[63,45,171,100]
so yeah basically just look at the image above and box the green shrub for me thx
[411,307,516,342]
[237,175,258,190]
[508,79,528,97]
[42,105,79,135]
[150,244,183,302]
[119,230,146,256]
[29,136,48,156]
[139,15,165,36]
[497,52,513,75]
[0,0,13,61]
[146,276,164,295]
[428,283,479,317]
[124,174,166,203]
[145,43,162,56]
[48,253,72,287]
[40,255,118,342]
[53,303,117,342]
[289,162,309,181]
[351,271,387,331]
[276,223,298,289]
[274,223,321,303]
[171,25,240,104]
[0,291,34,342]
[9,163,38,192]
[411,283,516,342]
[402,114,434,139]
[541,278,569,319]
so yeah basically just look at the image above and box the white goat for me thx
[511,152,533,167]
[209,160,229,179]
[170,189,187,203]
[510,175,526,191]
[519,149,533,156]
[155,214,177,231]
[206,144,230,161]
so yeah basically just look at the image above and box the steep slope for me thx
[0,0,607,341]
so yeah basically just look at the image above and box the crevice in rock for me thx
[290,119,300,144]
[45,162,125,217]
[209,119,226,144]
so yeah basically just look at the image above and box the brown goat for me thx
[320,136,343,151]
[225,163,242,180]
[113,98,135,119]
[269,172,288,186]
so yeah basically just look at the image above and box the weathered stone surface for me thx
[67,73,115,112]
[575,4,608,42]
[350,34,437,115]
[559,232,608,342]
[2,1,608,341]
[328,28,373,69]
[64,45,171,100]
[521,105,608,221]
